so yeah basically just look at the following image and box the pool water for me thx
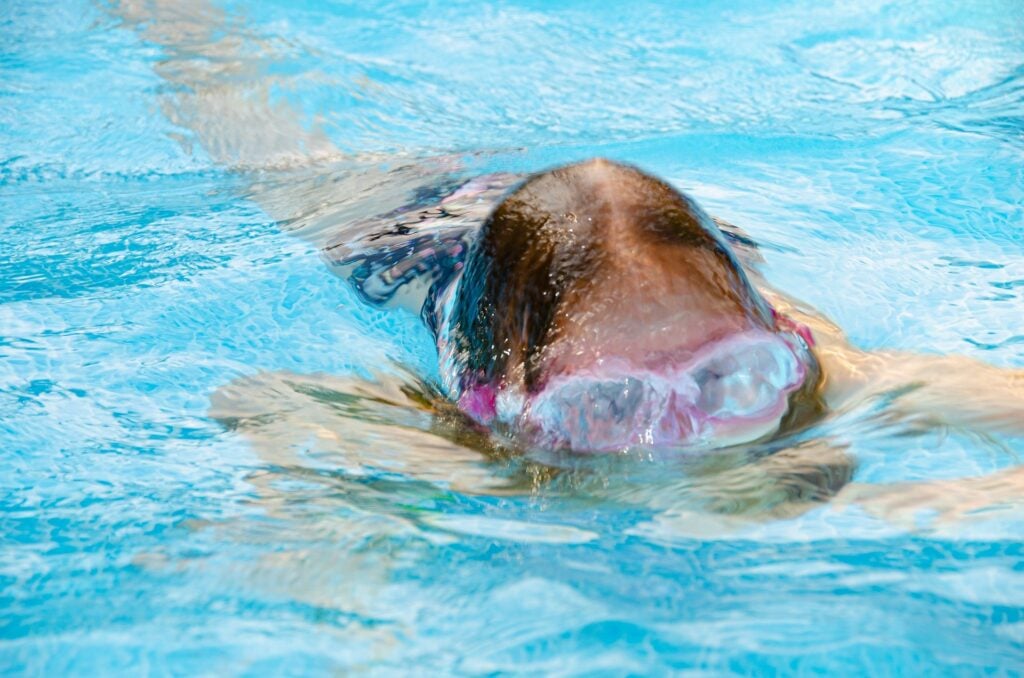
[2,0,1023,673]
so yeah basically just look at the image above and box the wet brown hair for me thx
[449,159,773,392]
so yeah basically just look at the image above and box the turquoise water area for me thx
[2,0,1023,673]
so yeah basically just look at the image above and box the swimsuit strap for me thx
[322,172,521,313]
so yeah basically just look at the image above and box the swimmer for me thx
[118,0,1024,521]
[326,158,1024,457]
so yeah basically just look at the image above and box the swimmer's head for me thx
[444,158,817,452]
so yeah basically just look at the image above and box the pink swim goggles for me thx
[458,328,812,453]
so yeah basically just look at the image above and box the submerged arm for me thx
[114,0,340,170]
[777,305,1024,527]
[757,284,1024,437]
[112,0,513,315]
[881,352,1024,435]
[818,345,1024,437]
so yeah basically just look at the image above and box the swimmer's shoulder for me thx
[721,223,860,411]
[760,285,870,410]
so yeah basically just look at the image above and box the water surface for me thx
[2,0,1023,673]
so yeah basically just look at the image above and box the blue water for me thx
[2,0,1023,673]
